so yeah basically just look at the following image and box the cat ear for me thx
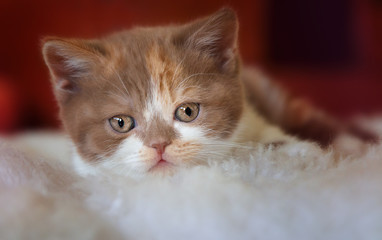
[42,38,105,101]
[175,8,239,73]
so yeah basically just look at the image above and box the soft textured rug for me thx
[1,117,382,240]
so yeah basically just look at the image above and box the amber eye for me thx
[175,103,199,122]
[109,115,135,133]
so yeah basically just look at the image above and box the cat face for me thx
[43,8,244,178]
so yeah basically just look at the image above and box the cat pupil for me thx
[118,118,124,128]
[185,107,192,117]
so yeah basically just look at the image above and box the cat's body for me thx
[42,8,375,179]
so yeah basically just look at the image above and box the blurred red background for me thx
[0,0,381,134]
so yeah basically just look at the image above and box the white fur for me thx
[72,135,152,179]
[1,118,382,239]
[174,122,206,140]
[72,149,99,176]
[143,76,173,124]
[0,187,123,240]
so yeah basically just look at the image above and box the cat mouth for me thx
[148,159,174,172]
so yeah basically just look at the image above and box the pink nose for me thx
[151,142,170,154]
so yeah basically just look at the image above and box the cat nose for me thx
[150,142,170,154]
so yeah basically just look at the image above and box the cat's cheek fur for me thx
[173,123,206,141]
[167,123,208,165]
[73,135,149,178]
[172,123,234,164]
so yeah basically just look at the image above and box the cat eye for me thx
[109,115,135,133]
[175,103,199,122]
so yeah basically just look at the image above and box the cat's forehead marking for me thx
[145,44,178,85]
[143,76,171,123]
[143,44,181,123]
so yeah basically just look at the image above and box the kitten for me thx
[42,8,375,178]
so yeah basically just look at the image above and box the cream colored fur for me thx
[231,103,296,144]
[1,117,382,240]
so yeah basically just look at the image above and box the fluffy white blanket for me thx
[1,117,382,240]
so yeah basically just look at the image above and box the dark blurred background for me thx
[0,0,381,134]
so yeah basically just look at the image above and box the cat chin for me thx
[148,163,177,178]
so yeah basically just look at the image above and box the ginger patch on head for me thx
[145,44,178,94]
[143,44,181,123]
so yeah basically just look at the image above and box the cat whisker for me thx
[199,126,234,135]
[111,66,130,96]
[171,54,188,85]
[202,142,254,150]
[94,151,142,166]
[175,86,210,100]
[106,90,129,102]
[181,72,220,84]
[98,75,128,97]
[197,152,227,159]
[185,159,202,167]
[176,72,220,90]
